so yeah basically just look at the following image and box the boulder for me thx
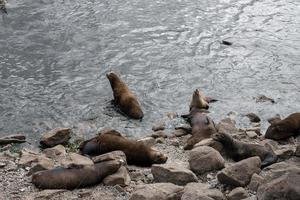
[274,145,295,160]
[103,166,131,186]
[257,171,300,200]
[227,187,248,200]
[248,173,264,192]
[216,118,239,135]
[217,156,261,187]
[181,183,226,200]
[0,134,26,145]
[42,145,66,159]
[151,163,197,186]
[19,149,54,168]
[189,146,225,174]
[60,153,93,168]
[138,137,156,147]
[129,183,184,200]
[194,138,223,152]
[92,151,127,164]
[245,113,261,123]
[40,128,71,147]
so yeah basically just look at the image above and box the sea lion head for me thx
[212,132,232,144]
[150,150,168,164]
[190,89,209,110]
[265,123,287,139]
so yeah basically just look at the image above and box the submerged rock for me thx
[40,128,71,147]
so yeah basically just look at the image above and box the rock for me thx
[274,145,295,160]
[170,139,180,147]
[28,160,55,176]
[61,153,93,168]
[0,134,26,145]
[151,163,197,186]
[217,156,261,187]
[194,138,223,152]
[92,151,127,164]
[217,118,239,135]
[151,131,168,139]
[227,187,248,200]
[295,144,300,157]
[0,162,6,168]
[242,197,257,200]
[260,139,278,151]
[181,182,226,200]
[42,145,66,159]
[19,149,54,168]
[24,189,67,200]
[245,127,261,135]
[254,95,275,103]
[173,129,190,137]
[246,131,258,139]
[248,173,264,192]
[152,121,166,131]
[138,137,156,147]
[245,113,261,123]
[156,138,164,143]
[189,146,225,174]
[166,112,178,119]
[40,128,71,147]
[257,171,300,200]
[103,166,131,186]
[129,183,184,200]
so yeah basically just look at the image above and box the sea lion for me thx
[189,89,217,111]
[0,0,7,14]
[106,72,143,119]
[212,132,277,167]
[79,130,168,167]
[265,113,300,140]
[32,160,121,190]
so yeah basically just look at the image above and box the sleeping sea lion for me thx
[32,160,121,190]
[212,132,277,167]
[265,112,300,140]
[79,130,168,167]
[106,72,143,119]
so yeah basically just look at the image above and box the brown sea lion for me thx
[32,160,121,190]
[106,72,143,119]
[265,113,300,140]
[189,89,217,111]
[212,132,277,167]
[79,130,168,167]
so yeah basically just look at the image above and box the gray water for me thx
[0,0,300,146]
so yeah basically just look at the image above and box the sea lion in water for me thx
[32,160,122,190]
[212,132,277,167]
[0,0,7,14]
[79,130,168,167]
[106,71,143,119]
[265,112,300,140]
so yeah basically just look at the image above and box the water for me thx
[0,0,299,146]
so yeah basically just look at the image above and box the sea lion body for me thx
[265,113,300,140]
[213,132,277,167]
[79,131,167,167]
[106,72,143,119]
[184,109,217,150]
[32,160,121,190]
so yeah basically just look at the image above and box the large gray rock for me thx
[151,163,197,186]
[189,146,225,174]
[92,151,127,164]
[227,187,248,200]
[40,128,71,147]
[217,156,261,187]
[257,171,300,200]
[103,166,131,186]
[181,183,226,200]
[129,183,184,200]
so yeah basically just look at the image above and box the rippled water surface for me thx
[0,0,299,145]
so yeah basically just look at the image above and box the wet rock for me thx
[151,163,197,186]
[217,118,239,135]
[40,128,71,147]
[189,146,225,174]
[152,121,166,131]
[138,137,156,147]
[255,95,275,103]
[92,151,127,164]
[42,145,66,159]
[151,131,168,139]
[194,138,223,152]
[245,113,261,123]
[257,171,300,200]
[274,145,295,160]
[295,144,300,157]
[61,153,93,168]
[103,166,131,186]
[248,173,264,192]
[246,131,258,139]
[129,183,184,200]
[227,187,248,200]
[0,134,26,145]
[181,182,226,200]
[19,149,54,168]
[217,156,261,187]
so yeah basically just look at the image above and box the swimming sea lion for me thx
[32,160,122,190]
[265,113,300,140]
[106,72,143,119]
[79,130,168,167]
[212,132,277,167]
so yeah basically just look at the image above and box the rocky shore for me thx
[0,113,300,200]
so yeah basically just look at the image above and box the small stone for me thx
[151,131,168,138]
[173,128,190,137]
[151,163,197,186]
[227,187,248,200]
[166,112,178,119]
[156,138,164,144]
[181,182,226,200]
[152,121,166,131]
[245,127,261,135]
[103,166,131,186]
[245,113,261,123]
[40,128,71,148]
[248,173,264,192]
[170,139,180,147]
[246,131,258,139]
[137,137,156,147]
[194,138,223,152]
[92,151,127,164]
[0,162,6,168]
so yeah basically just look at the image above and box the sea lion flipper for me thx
[205,97,218,103]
